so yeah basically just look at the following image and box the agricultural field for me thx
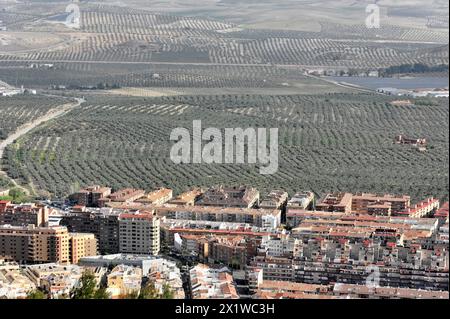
[3,93,448,202]
[0,1,448,203]
[0,1,448,88]
[0,94,67,140]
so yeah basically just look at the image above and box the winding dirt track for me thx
[0,96,84,195]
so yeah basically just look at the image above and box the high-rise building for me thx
[60,208,120,254]
[68,233,98,264]
[0,225,70,264]
[118,212,160,255]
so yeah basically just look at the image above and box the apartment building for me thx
[118,213,160,256]
[333,283,449,299]
[68,233,98,264]
[176,234,209,260]
[60,208,120,254]
[435,202,449,220]
[396,197,440,218]
[352,193,411,215]
[286,209,345,228]
[260,190,289,210]
[209,236,247,269]
[197,186,260,208]
[316,192,353,213]
[167,188,204,206]
[0,225,70,264]
[155,205,281,229]
[287,191,315,210]
[252,278,333,299]
[70,186,112,207]
[0,201,49,227]
[110,188,146,203]
[136,188,173,205]
[249,256,448,291]
[259,235,301,258]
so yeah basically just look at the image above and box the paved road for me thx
[0,96,85,195]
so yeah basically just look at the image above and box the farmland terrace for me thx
[0,2,448,90]
[1,93,448,201]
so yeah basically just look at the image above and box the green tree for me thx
[161,284,175,299]
[26,289,46,299]
[138,282,160,299]
[93,287,111,299]
[71,270,109,299]
[8,187,28,203]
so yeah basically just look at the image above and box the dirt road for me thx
[0,96,84,195]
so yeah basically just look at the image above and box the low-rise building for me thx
[167,188,204,206]
[24,263,83,299]
[106,265,142,298]
[0,260,36,299]
[197,186,260,208]
[287,192,314,210]
[333,283,449,299]
[260,190,288,210]
[69,186,112,207]
[136,188,173,206]
[188,264,239,299]
[316,192,352,214]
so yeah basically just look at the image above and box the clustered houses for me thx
[248,272,449,299]
[0,260,36,299]
[106,265,143,298]
[249,211,448,291]
[24,263,85,299]
[188,264,239,299]
[0,254,186,299]
[1,184,447,299]
[78,254,185,299]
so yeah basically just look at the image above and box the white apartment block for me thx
[119,213,160,256]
